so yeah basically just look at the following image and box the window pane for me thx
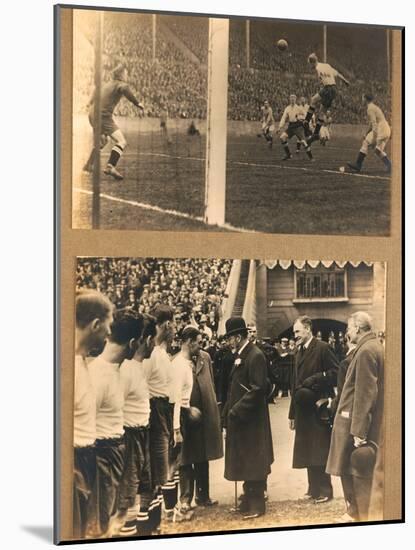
[296,267,345,299]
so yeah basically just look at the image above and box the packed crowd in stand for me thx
[76,258,229,334]
[162,14,208,64]
[228,68,390,123]
[75,14,390,124]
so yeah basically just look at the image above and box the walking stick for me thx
[234,481,237,510]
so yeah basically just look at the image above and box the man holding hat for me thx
[223,317,274,519]
[289,316,339,504]
[326,312,384,522]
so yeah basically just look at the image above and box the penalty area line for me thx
[73,188,258,234]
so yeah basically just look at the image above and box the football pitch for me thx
[73,119,390,235]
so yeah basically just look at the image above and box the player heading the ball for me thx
[84,64,145,181]
[304,53,350,148]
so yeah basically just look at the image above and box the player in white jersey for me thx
[117,314,157,537]
[257,100,275,149]
[347,94,391,174]
[304,53,350,146]
[73,290,114,539]
[88,309,143,538]
[278,94,313,161]
[319,110,333,146]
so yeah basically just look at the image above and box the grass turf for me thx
[73,121,390,235]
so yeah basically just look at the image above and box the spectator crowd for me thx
[74,13,390,125]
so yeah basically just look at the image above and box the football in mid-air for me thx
[277,39,288,51]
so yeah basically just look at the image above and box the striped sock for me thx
[162,478,178,513]
[108,144,124,167]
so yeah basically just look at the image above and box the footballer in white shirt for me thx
[347,94,392,174]
[278,94,313,161]
[257,100,275,149]
[303,53,350,147]
[73,289,113,540]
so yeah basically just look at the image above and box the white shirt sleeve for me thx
[279,107,288,129]
[119,362,131,401]
[171,359,182,430]
[89,362,106,412]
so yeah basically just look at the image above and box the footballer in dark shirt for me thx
[84,64,144,180]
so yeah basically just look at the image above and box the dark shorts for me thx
[88,111,119,136]
[88,437,125,537]
[149,398,173,487]
[73,446,96,539]
[287,122,305,140]
[318,85,336,109]
[160,121,166,128]
[118,426,152,511]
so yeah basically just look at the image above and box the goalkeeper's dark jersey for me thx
[92,78,140,116]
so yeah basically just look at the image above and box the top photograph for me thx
[69,8,400,235]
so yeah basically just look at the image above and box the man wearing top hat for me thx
[326,312,384,522]
[289,316,339,504]
[223,317,274,519]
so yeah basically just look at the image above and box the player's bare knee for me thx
[360,139,370,155]
[118,136,127,150]
[280,133,288,143]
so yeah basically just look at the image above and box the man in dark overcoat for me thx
[326,312,384,522]
[179,348,223,507]
[223,317,274,519]
[289,315,339,503]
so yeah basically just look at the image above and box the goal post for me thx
[92,11,103,229]
[204,18,229,227]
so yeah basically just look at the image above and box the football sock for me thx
[356,151,366,168]
[305,146,313,160]
[375,148,392,172]
[296,141,302,151]
[382,156,391,171]
[313,117,325,136]
[108,144,124,168]
[162,478,178,513]
[282,143,290,156]
[305,107,315,123]
[119,504,138,536]
[147,490,162,532]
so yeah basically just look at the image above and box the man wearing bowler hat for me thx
[223,317,274,519]
[326,312,384,522]
[289,316,339,504]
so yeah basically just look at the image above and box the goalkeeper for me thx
[84,64,144,181]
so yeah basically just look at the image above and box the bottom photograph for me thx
[72,256,386,541]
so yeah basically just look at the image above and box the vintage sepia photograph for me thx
[71,8,398,234]
[71,256,387,541]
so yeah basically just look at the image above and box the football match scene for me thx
[73,257,386,540]
[72,10,393,234]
